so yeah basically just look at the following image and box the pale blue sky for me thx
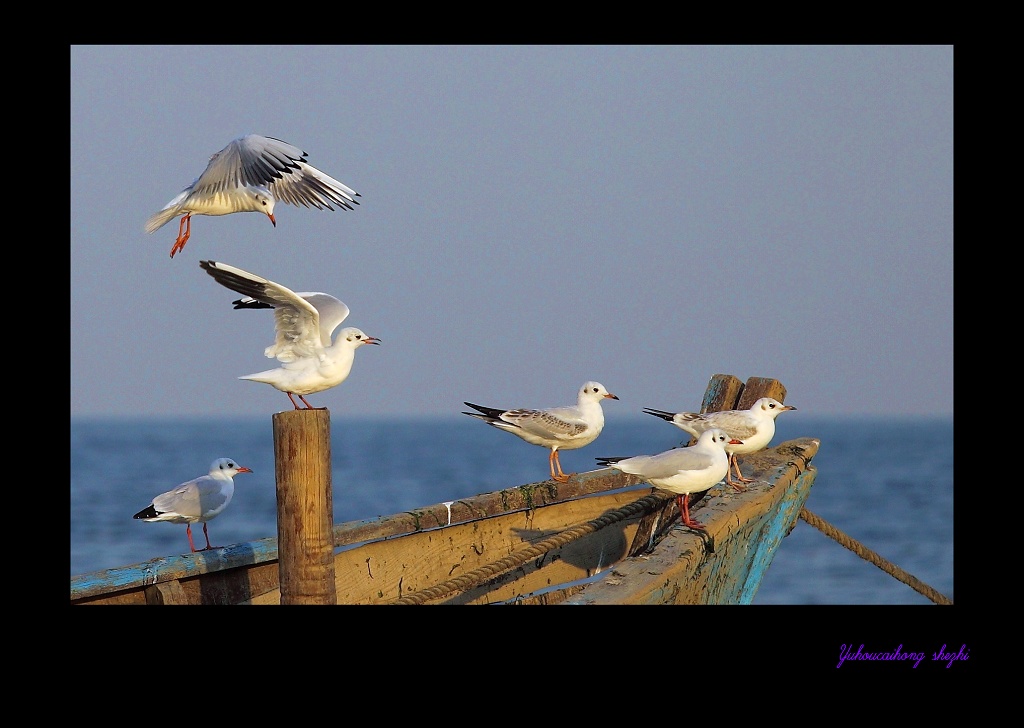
[70,45,953,420]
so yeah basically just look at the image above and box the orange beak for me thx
[268,212,277,227]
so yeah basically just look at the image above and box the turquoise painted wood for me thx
[735,470,816,603]
[70,537,279,602]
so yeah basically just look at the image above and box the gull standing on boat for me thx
[146,134,360,258]
[642,397,796,490]
[132,457,252,553]
[463,381,619,483]
[199,260,380,410]
[596,429,740,530]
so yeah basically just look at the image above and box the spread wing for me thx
[200,260,342,361]
[225,135,359,211]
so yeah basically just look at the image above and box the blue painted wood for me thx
[736,469,817,603]
[701,374,742,411]
[70,537,279,601]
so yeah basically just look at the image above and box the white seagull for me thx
[596,428,741,530]
[199,260,380,410]
[642,397,796,490]
[132,457,253,553]
[463,381,619,483]
[146,134,360,258]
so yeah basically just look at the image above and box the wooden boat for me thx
[70,374,818,605]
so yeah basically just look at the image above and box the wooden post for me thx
[273,409,337,604]
[701,374,789,413]
[700,374,744,413]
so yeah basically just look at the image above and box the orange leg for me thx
[549,450,571,483]
[287,393,324,410]
[186,523,198,552]
[733,454,754,483]
[677,494,706,530]
[285,392,310,409]
[169,214,192,258]
[724,454,749,491]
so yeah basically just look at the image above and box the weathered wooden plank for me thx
[71,537,281,604]
[626,497,681,557]
[419,493,654,605]
[560,437,819,604]
[144,580,186,605]
[330,470,639,548]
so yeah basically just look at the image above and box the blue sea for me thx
[69,415,953,605]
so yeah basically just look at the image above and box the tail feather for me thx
[145,205,180,234]
[145,189,189,233]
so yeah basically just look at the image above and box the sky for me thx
[70,45,953,421]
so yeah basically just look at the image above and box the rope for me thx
[393,493,668,604]
[798,508,953,605]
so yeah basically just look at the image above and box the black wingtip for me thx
[595,456,626,467]
[231,297,274,310]
[462,401,507,420]
[133,505,158,520]
[642,408,675,421]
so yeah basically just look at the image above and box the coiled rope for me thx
[798,507,953,605]
[393,492,668,605]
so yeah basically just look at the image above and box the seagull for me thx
[642,397,796,491]
[596,428,741,530]
[463,381,619,483]
[146,134,360,258]
[199,260,380,410]
[132,457,252,553]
